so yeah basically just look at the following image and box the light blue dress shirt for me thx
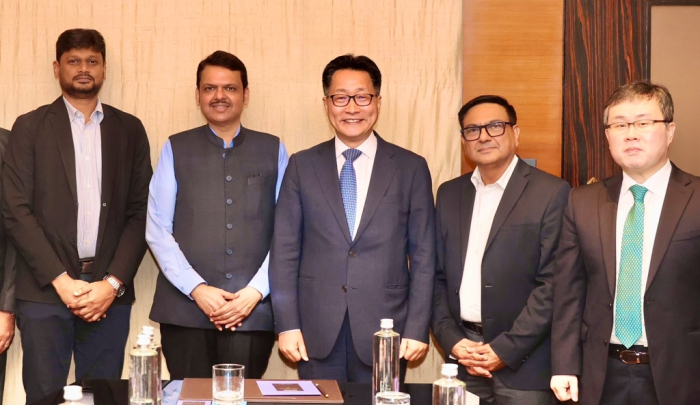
[146,125,288,299]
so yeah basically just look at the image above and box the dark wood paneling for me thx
[563,0,700,186]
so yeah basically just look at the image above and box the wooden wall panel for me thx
[462,0,563,177]
[562,0,700,186]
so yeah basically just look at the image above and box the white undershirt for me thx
[459,155,519,322]
[335,133,377,237]
[610,160,671,346]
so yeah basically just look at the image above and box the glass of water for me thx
[376,391,411,404]
[212,364,245,404]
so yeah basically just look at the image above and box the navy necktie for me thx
[340,149,362,240]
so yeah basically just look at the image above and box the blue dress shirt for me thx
[146,125,288,299]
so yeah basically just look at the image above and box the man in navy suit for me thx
[270,54,436,382]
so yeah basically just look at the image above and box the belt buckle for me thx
[619,350,641,365]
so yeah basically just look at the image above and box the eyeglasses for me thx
[328,93,376,107]
[605,119,670,134]
[460,121,514,141]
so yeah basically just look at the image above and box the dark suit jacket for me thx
[270,134,436,365]
[552,165,700,405]
[2,97,152,305]
[431,159,570,390]
[0,127,15,313]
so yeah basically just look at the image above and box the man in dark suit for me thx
[2,29,151,404]
[147,51,287,379]
[270,54,436,382]
[551,82,699,405]
[0,126,15,405]
[431,96,569,404]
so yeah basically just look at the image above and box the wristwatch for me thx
[103,275,126,298]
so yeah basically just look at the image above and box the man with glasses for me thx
[432,95,569,404]
[551,82,699,405]
[270,54,435,382]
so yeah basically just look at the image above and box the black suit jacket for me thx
[0,127,15,313]
[270,134,436,365]
[2,97,152,304]
[552,165,700,405]
[432,159,570,390]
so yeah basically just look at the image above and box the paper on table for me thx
[256,380,321,396]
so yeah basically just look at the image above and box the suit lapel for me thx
[484,159,529,253]
[647,166,692,290]
[312,139,353,243]
[353,136,397,245]
[600,175,622,298]
[49,97,78,206]
[459,176,476,279]
[95,106,118,255]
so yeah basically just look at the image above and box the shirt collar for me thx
[471,155,519,189]
[209,124,242,148]
[621,159,672,197]
[335,131,378,160]
[62,96,104,124]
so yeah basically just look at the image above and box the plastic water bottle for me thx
[432,364,466,405]
[372,318,400,399]
[60,386,83,405]
[140,326,163,404]
[129,334,159,405]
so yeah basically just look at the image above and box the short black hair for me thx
[56,29,106,62]
[458,95,517,127]
[196,51,248,88]
[322,54,381,96]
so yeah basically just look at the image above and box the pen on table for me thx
[315,383,329,398]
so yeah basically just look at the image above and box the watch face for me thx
[117,285,126,298]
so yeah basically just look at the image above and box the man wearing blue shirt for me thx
[147,51,288,379]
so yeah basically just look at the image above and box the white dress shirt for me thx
[460,155,519,323]
[610,160,671,346]
[63,97,103,259]
[335,132,377,237]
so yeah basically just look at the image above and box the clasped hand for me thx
[54,273,116,323]
[452,338,506,378]
[191,284,262,331]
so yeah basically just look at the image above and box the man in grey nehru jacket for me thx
[147,50,288,379]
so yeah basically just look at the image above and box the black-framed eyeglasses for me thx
[328,93,377,107]
[605,119,670,134]
[460,121,514,141]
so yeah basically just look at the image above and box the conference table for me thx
[31,380,481,405]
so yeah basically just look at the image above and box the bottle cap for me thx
[141,325,155,336]
[63,385,83,400]
[441,363,458,377]
[136,333,151,346]
[380,319,394,329]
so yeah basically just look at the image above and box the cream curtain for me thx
[0,0,462,402]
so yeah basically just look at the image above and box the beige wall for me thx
[651,6,700,176]
[0,0,463,403]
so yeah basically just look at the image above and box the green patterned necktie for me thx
[615,184,648,348]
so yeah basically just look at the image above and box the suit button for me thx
[609,302,613,308]
[226,175,233,181]
[226,249,233,255]
[455,290,459,295]
[604,339,608,345]
[227,199,233,205]
[342,285,348,292]
[349,251,356,258]
[227,224,233,230]
[226,273,233,279]
[222,153,227,158]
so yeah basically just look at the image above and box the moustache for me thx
[210,99,231,107]
[73,74,94,81]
